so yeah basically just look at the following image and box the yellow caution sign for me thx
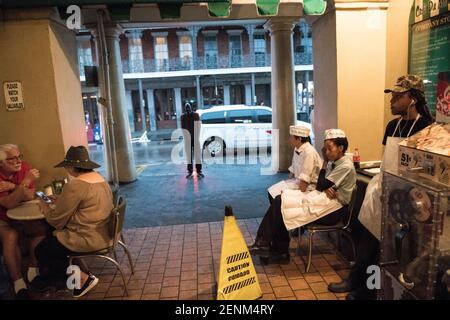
[217,206,262,300]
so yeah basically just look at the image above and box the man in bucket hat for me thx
[31,146,113,298]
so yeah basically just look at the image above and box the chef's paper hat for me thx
[324,129,346,140]
[290,125,310,137]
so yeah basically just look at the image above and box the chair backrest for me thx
[343,185,358,229]
[109,196,127,247]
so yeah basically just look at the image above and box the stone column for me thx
[251,73,256,105]
[146,89,157,131]
[174,87,182,128]
[245,84,252,105]
[264,18,297,172]
[138,79,146,133]
[312,1,389,160]
[223,85,231,105]
[94,25,137,183]
[125,90,135,133]
[196,75,203,109]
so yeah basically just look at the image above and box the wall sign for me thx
[409,2,450,120]
[3,81,24,111]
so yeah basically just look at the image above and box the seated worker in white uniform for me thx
[256,125,322,247]
[268,125,322,202]
[249,129,356,264]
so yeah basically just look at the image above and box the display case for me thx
[379,170,450,299]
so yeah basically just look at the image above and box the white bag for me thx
[358,173,382,240]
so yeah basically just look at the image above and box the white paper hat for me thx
[324,129,346,140]
[290,125,310,137]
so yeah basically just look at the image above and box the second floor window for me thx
[204,35,218,69]
[155,36,169,71]
[229,35,242,67]
[254,34,266,67]
[129,37,144,73]
[179,35,193,69]
[78,45,93,76]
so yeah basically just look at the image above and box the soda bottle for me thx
[353,148,361,169]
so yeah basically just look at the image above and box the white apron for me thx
[358,115,420,240]
[280,189,343,230]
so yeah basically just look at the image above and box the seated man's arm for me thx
[315,169,334,191]
[0,185,28,209]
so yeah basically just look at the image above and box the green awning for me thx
[303,0,326,15]
[2,0,327,20]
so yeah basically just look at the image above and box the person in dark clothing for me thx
[181,103,204,179]
[328,74,434,300]
[249,129,356,264]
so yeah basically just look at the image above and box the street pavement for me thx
[89,141,285,228]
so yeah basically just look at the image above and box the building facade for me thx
[78,20,313,138]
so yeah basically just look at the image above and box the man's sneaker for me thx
[328,280,352,293]
[197,172,205,178]
[15,288,30,300]
[186,172,193,179]
[29,275,53,293]
[73,273,98,298]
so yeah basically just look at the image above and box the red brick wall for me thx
[167,30,179,60]
[142,30,154,60]
[119,34,128,61]
[217,29,228,58]
[197,31,204,57]
[242,30,249,55]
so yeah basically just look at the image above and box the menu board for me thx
[409,4,450,119]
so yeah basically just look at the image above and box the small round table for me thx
[6,200,45,221]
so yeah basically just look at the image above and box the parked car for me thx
[197,105,314,157]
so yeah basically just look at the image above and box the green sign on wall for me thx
[409,3,450,117]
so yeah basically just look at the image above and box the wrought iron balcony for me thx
[121,50,312,74]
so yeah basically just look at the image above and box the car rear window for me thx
[201,111,226,124]
[228,109,253,123]
[256,109,272,123]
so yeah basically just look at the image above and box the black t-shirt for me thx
[382,116,431,145]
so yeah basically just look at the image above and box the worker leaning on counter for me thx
[328,74,434,300]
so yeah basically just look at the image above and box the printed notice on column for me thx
[409,11,450,116]
[3,81,24,111]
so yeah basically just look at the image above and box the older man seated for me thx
[0,144,48,300]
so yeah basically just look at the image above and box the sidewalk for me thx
[30,218,351,300]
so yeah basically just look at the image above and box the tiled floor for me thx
[33,218,351,300]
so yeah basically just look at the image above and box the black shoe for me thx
[186,172,193,179]
[267,252,290,265]
[328,280,352,293]
[197,172,205,178]
[249,240,270,255]
[15,288,30,300]
[73,273,98,298]
[29,275,53,293]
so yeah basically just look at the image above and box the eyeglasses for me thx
[5,154,23,162]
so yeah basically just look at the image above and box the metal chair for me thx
[68,196,134,296]
[297,186,358,273]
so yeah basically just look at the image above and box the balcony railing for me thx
[122,51,312,74]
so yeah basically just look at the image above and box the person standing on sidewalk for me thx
[181,103,204,179]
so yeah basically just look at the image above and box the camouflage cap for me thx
[384,75,424,94]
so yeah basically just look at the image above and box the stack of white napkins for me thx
[281,190,342,230]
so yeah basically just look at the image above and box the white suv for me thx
[197,105,313,157]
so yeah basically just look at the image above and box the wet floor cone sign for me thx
[217,206,262,300]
